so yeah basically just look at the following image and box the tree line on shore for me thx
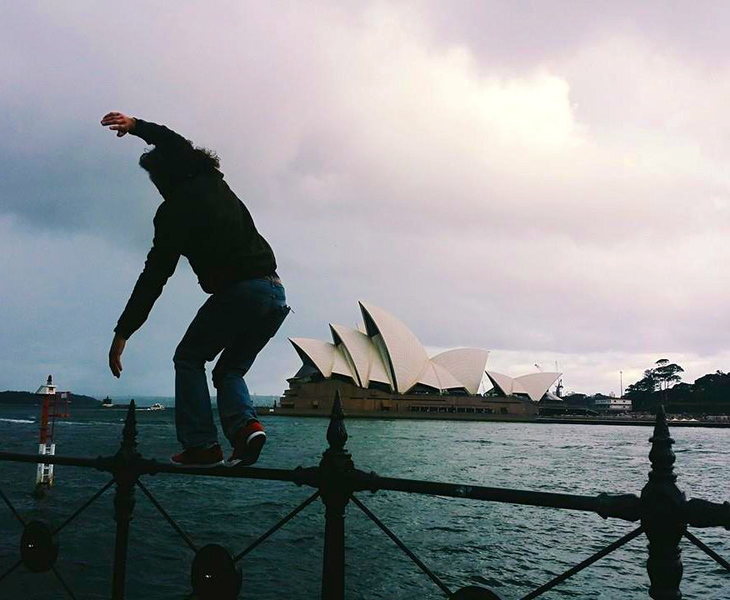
[0,391,100,407]
[564,359,730,415]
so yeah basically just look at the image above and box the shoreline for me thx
[535,416,729,428]
[3,404,728,428]
[259,408,730,428]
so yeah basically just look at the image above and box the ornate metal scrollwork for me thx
[191,543,242,600]
[450,585,502,599]
[20,520,58,573]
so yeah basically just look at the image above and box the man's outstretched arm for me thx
[101,111,191,151]
[109,335,126,378]
[101,111,185,378]
[100,111,136,136]
[106,225,181,378]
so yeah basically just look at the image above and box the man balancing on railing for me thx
[101,111,289,468]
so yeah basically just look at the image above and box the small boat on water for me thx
[99,398,165,411]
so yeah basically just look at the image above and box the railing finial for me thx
[326,390,347,452]
[320,388,353,599]
[641,404,686,599]
[118,400,138,459]
[648,404,676,484]
[112,399,139,599]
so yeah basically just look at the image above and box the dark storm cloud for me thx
[417,1,730,69]
[1,1,729,397]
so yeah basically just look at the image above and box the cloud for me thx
[1,2,729,397]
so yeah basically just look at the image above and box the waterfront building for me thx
[593,395,633,414]
[280,301,561,419]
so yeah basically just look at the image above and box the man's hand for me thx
[109,334,127,378]
[101,111,136,137]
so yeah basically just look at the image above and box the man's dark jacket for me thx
[114,119,277,340]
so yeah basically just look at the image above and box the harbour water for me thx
[0,406,727,599]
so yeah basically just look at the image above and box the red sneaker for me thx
[170,444,224,467]
[228,421,266,466]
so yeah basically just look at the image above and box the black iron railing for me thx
[0,392,728,599]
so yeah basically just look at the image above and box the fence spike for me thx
[112,399,139,599]
[119,400,138,459]
[326,390,347,452]
[320,389,354,600]
[641,404,686,599]
[648,404,676,484]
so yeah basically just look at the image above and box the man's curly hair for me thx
[139,144,220,190]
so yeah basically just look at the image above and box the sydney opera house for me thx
[279,301,561,420]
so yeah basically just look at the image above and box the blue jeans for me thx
[173,277,289,449]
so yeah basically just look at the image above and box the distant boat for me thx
[99,398,164,411]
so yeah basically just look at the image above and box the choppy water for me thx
[0,406,727,599]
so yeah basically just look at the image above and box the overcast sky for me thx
[2,1,730,398]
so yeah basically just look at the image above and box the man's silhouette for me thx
[101,111,288,466]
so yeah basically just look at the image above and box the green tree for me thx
[624,359,684,411]
[652,358,684,391]
[692,370,730,407]
[625,372,656,395]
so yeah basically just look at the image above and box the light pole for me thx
[620,370,623,398]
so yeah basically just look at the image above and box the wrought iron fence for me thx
[0,392,728,599]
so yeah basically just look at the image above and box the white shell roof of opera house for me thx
[289,301,561,401]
